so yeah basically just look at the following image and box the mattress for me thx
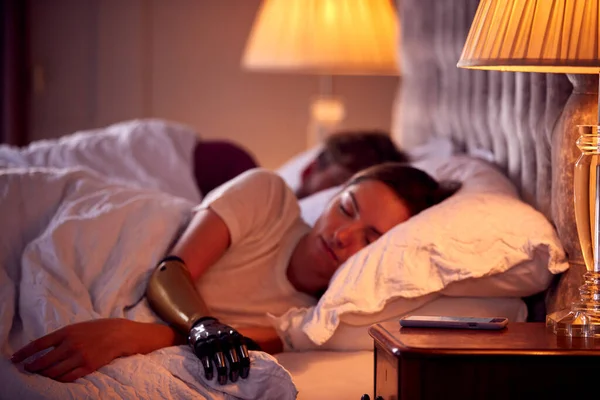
[276,350,373,400]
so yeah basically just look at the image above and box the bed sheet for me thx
[0,167,296,400]
[276,351,373,400]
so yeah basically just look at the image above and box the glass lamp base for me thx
[546,307,600,337]
[546,272,600,337]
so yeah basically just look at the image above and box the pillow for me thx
[273,296,528,351]
[192,140,258,196]
[270,154,569,348]
[297,155,556,297]
[298,185,342,226]
[275,146,322,192]
[405,136,457,162]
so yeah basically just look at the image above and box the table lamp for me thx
[457,0,600,337]
[242,0,399,148]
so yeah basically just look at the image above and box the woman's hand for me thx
[11,318,180,382]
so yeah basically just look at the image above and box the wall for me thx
[27,0,399,169]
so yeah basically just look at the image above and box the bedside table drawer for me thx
[374,343,399,400]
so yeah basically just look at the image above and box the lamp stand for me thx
[547,74,600,337]
[306,76,345,149]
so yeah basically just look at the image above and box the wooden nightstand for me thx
[368,322,600,400]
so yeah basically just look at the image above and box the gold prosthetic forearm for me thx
[146,257,210,334]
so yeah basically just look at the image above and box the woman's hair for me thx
[316,130,409,173]
[346,162,460,216]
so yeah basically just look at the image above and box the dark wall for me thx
[1,0,28,146]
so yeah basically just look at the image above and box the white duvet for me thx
[0,119,203,203]
[0,167,297,400]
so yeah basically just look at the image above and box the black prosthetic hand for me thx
[189,317,259,385]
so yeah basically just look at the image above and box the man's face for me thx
[297,161,353,199]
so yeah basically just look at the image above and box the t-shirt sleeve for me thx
[195,168,300,245]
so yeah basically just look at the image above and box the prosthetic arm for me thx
[146,256,252,384]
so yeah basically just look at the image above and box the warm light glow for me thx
[458,0,600,73]
[242,0,399,75]
[310,97,345,124]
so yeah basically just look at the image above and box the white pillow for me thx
[275,146,322,192]
[298,155,556,297]
[298,185,342,226]
[271,155,569,348]
[405,136,457,162]
[274,296,527,351]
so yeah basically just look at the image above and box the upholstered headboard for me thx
[393,0,600,316]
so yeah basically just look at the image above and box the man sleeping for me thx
[291,131,409,199]
[0,119,409,201]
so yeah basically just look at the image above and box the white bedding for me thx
[274,155,567,350]
[276,351,373,400]
[0,123,555,399]
[0,167,296,400]
[275,295,527,400]
[0,119,202,202]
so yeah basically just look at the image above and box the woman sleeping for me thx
[11,163,457,385]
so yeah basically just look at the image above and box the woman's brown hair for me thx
[346,162,460,217]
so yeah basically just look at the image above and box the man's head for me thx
[296,130,409,199]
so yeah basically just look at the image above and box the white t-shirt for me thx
[194,168,317,328]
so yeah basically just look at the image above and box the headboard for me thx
[393,0,600,317]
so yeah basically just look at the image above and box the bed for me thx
[0,0,586,399]
[275,0,587,398]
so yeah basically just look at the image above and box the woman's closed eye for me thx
[338,192,357,218]
[338,203,352,217]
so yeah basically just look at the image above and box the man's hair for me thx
[316,130,409,173]
[347,163,461,217]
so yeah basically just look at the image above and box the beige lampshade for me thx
[242,0,399,76]
[458,0,600,73]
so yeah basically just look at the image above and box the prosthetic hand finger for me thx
[238,339,251,380]
[225,336,241,383]
[188,317,247,384]
[194,341,214,381]
[212,341,228,386]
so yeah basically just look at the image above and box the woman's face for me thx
[301,179,411,290]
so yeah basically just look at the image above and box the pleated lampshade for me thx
[242,0,399,76]
[458,0,600,73]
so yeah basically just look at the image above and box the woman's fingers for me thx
[56,367,89,383]
[24,342,71,372]
[38,354,82,381]
[11,330,64,363]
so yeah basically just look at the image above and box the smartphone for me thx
[399,315,508,330]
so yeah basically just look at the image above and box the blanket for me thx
[0,119,202,203]
[0,167,297,400]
